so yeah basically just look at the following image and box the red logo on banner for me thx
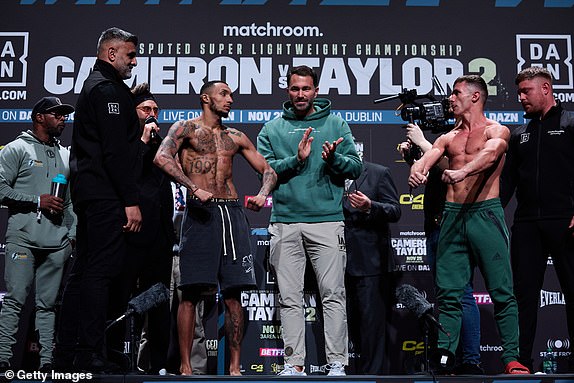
[474,293,492,305]
[259,348,284,357]
[244,195,273,208]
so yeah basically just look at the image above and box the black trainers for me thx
[53,346,76,372]
[73,352,121,374]
[0,361,10,373]
[39,363,53,373]
[454,363,485,375]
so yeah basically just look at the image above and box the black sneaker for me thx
[53,346,76,372]
[73,352,121,374]
[39,363,53,373]
[0,361,10,373]
[454,363,485,375]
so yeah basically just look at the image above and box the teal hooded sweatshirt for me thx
[257,98,362,223]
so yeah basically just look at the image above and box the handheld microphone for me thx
[396,284,449,336]
[144,116,161,144]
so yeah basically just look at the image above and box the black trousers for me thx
[107,234,173,372]
[511,218,574,370]
[345,273,392,374]
[57,200,128,358]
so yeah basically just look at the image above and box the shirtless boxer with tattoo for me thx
[154,80,277,375]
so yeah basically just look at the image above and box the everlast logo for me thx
[540,289,566,307]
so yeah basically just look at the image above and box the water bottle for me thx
[51,173,67,199]
[542,347,557,374]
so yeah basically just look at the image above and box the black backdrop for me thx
[1,0,573,374]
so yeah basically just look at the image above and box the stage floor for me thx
[4,372,574,383]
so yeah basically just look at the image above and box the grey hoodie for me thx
[0,130,76,249]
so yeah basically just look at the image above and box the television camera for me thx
[374,77,454,162]
[374,76,454,134]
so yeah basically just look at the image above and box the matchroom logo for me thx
[0,32,28,87]
[516,34,573,90]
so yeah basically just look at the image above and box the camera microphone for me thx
[396,284,448,336]
[106,283,170,331]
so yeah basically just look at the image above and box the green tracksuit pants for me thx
[436,198,519,366]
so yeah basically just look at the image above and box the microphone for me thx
[106,283,170,331]
[144,116,161,145]
[128,282,170,315]
[396,284,449,336]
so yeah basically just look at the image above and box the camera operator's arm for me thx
[401,124,449,170]
[406,123,432,153]
[398,141,415,165]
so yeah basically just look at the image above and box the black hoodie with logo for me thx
[501,102,574,222]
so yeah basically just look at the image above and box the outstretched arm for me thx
[239,132,277,211]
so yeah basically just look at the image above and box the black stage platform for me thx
[4,373,574,383]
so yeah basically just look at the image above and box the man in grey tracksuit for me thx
[0,97,76,371]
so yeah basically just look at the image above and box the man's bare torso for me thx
[178,118,242,199]
[444,122,505,204]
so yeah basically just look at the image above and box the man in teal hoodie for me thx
[0,97,76,372]
[257,65,362,376]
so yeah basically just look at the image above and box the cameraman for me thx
[399,124,482,374]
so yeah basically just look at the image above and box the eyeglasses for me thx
[137,106,159,115]
[47,112,69,120]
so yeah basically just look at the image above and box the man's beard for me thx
[293,99,313,114]
[210,101,229,118]
[47,126,64,138]
[119,65,133,80]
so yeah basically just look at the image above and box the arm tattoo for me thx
[258,169,277,196]
[156,120,199,193]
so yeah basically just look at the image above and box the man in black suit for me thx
[106,82,175,374]
[57,27,142,373]
[343,142,401,374]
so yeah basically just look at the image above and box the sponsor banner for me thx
[540,289,566,308]
[392,230,430,272]
[2,0,572,374]
[474,293,493,305]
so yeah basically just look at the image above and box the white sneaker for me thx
[278,364,307,376]
[327,361,346,376]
